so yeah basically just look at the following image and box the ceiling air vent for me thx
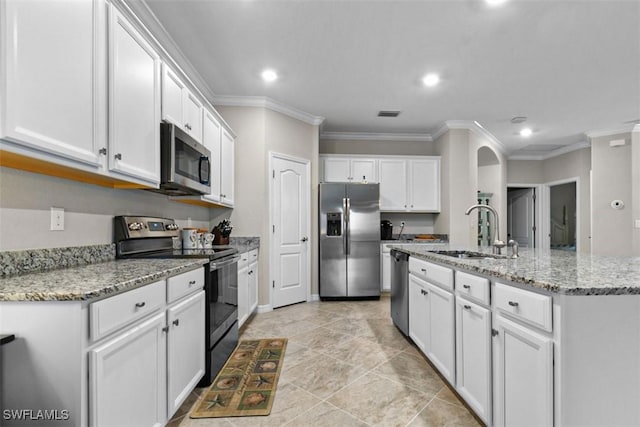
[378,110,401,118]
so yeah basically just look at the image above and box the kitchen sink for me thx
[429,250,507,259]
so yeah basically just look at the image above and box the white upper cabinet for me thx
[161,64,203,143]
[108,4,160,186]
[220,128,235,206]
[379,159,408,210]
[202,110,222,203]
[409,158,440,211]
[321,156,377,183]
[1,0,106,167]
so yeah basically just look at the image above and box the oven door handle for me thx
[210,255,241,269]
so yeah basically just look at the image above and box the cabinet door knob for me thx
[464,305,471,310]
[411,205,414,208]
[463,284,470,289]
[162,326,169,333]
[135,302,145,308]
[508,301,519,307]
[421,268,427,273]
[301,237,308,242]
[173,319,180,327]
[189,280,196,286]
[114,153,122,160]
[98,147,107,155]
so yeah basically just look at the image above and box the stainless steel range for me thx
[114,215,240,386]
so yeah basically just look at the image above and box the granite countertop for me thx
[392,244,640,296]
[0,259,207,302]
[226,237,260,253]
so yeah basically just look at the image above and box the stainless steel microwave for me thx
[155,122,211,196]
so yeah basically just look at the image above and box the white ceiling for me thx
[145,0,640,156]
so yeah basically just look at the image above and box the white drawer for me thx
[238,252,250,269]
[409,257,453,291]
[249,249,258,263]
[90,280,165,341]
[167,267,204,303]
[456,271,490,305]
[494,282,552,332]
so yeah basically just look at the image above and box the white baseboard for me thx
[309,294,320,302]
[256,304,273,313]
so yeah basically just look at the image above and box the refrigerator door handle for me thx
[345,197,351,255]
[343,198,348,254]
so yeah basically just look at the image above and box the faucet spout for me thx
[465,204,505,254]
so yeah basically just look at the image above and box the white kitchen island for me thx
[393,245,640,427]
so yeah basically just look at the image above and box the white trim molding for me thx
[309,294,320,302]
[213,95,325,126]
[432,120,508,155]
[256,304,273,314]
[319,131,432,142]
[508,140,591,161]
[584,123,638,139]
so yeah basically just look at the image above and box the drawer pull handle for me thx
[463,284,471,289]
[464,305,471,310]
[162,326,169,333]
[420,268,427,272]
[508,301,519,307]
[173,319,180,327]
[135,302,146,308]
[189,280,196,285]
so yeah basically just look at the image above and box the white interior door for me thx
[507,188,535,248]
[271,154,310,308]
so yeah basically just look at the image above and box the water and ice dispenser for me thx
[326,212,342,236]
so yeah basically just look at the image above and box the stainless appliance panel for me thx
[346,241,381,297]
[319,183,347,297]
[346,183,380,242]
[390,249,409,335]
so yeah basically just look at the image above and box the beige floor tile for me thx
[407,398,481,427]
[288,326,354,351]
[180,417,234,427]
[434,386,464,407]
[373,352,445,396]
[285,402,368,427]
[258,319,325,337]
[327,373,431,427]
[324,336,402,369]
[280,341,318,372]
[228,382,321,427]
[284,353,368,399]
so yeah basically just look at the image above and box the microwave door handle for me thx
[199,156,210,185]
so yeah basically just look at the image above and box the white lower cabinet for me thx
[167,291,205,417]
[90,312,167,427]
[248,250,259,315]
[408,272,455,385]
[455,297,492,425]
[237,252,249,327]
[381,244,391,292]
[493,313,553,427]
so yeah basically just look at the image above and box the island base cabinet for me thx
[426,282,455,385]
[455,297,491,425]
[89,312,167,427]
[408,274,429,353]
[167,291,205,417]
[493,314,553,427]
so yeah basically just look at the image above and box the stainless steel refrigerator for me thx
[319,183,381,298]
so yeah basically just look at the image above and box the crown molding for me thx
[123,0,217,103]
[508,140,591,161]
[432,120,508,155]
[319,132,432,142]
[584,123,637,139]
[212,95,325,126]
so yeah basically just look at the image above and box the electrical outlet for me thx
[400,221,406,227]
[50,207,64,231]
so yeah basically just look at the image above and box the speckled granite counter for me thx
[0,258,207,302]
[392,245,640,296]
[227,237,260,253]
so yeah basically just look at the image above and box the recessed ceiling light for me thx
[422,73,440,87]
[486,0,508,6]
[261,69,278,82]
[520,128,533,137]
[511,116,527,124]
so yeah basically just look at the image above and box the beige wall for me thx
[320,138,435,156]
[0,167,210,251]
[632,128,640,256]
[216,106,319,305]
[591,133,633,256]
[507,160,544,184]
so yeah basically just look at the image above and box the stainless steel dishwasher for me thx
[390,249,409,335]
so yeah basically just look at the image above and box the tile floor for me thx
[169,296,482,427]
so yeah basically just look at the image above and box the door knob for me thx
[301,237,308,242]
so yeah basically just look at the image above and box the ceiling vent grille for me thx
[378,110,401,118]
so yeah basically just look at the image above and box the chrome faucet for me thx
[465,204,506,254]
[508,239,519,258]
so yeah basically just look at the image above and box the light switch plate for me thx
[50,207,64,231]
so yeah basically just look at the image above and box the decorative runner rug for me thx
[190,338,288,418]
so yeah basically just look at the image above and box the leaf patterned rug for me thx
[190,338,287,418]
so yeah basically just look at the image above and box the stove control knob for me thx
[128,222,143,231]
[166,223,179,231]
